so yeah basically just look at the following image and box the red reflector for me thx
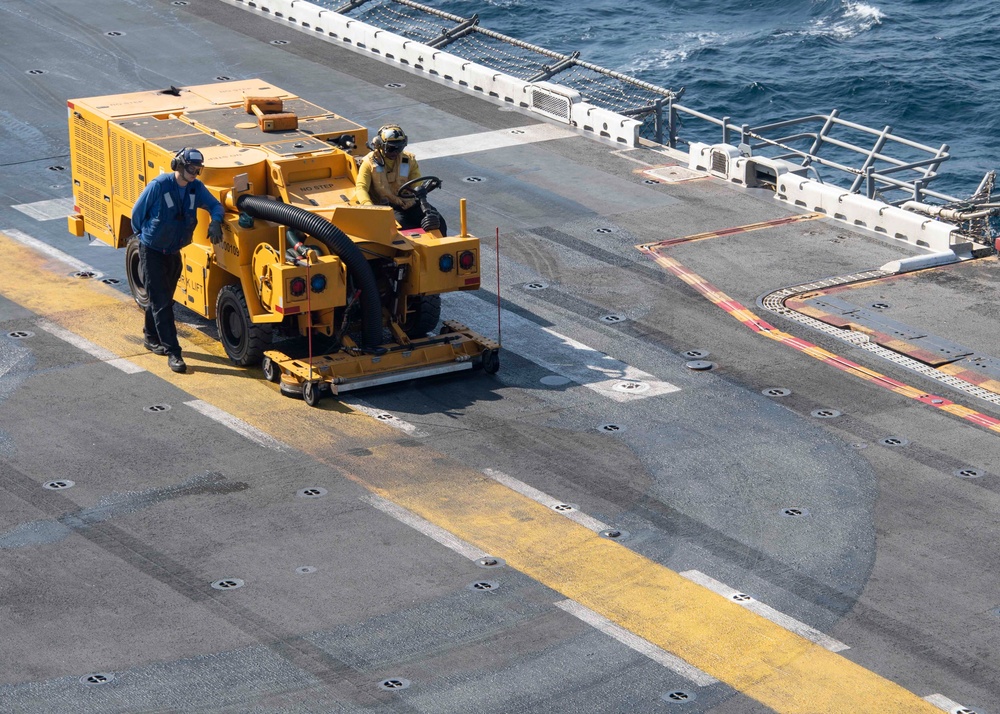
[464,277,480,285]
[459,250,475,270]
[290,277,307,297]
[67,101,75,109]
[275,304,301,315]
[73,206,81,214]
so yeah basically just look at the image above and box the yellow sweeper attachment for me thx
[66,79,499,405]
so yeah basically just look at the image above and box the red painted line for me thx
[638,240,1000,435]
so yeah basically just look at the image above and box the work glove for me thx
[207,220,223,245]
[420,209,440,232]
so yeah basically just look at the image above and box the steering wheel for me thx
[397,175,442,200]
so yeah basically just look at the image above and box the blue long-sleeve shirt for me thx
[131,172,224,254]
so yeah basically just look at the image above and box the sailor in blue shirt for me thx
[131,147,224,373]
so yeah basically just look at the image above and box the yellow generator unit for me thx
[66,79,498,404]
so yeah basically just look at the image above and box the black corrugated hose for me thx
[236,194,383,348]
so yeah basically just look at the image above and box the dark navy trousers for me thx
[140,243,184,358]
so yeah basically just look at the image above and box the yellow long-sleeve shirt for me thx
[355,151,421,208]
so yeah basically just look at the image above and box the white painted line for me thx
[341,398,428,437]
[36,319,144,374]
[361,493,487,561]
[12,197,75,221]
[443,292,680,402]
[555,599,718,686]
[409,124,578,161]
[680,570,850,653]
[184,400,287,451]
[923,693,979,713]
[3,228,96,273]
[483,468,611,532]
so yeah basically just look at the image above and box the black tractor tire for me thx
[216,284,272,366]
[125,236,149,310]
[404,294,442,338]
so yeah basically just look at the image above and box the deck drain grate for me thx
[661,690,696,703]
[811,409,841,418]
[270,39,289,45]
[27,69,47,75]
[48,165,66,171]
[954,468,981,479]
[683,349,710,359]
[594,227,614,234]
[762,387,791,397]
[880,437,909,447]
[105,31,124,37]
[551,503,577,513]
[731,593,753,602]
[100,277,121,285]
[476,556,506,568]
[524,282,548,291]
[384,82,405,88]
[7,330,34,339]
[211,578,245,590]
[43,480,75,490]
[80,673,114,685]
[643,178,661,184]
[296,566,317,574]
[869,302,891,310]
[598,423,623,433]
[781,507,810,518]
[468,580,499,592]
[463,176,485,183]
[613,380,648,393]
[73,270,98,279]
[600,314,626,323]
[379,678,410,691]
[143,404,171,413]
[297,487,328,498]
[599,529,630,540]
[685,360,715,371]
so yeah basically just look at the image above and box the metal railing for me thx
[322,0,996,222]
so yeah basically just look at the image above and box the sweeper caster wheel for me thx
[261,356,281,383]
[482,348,500,375]
[302,380,322,407]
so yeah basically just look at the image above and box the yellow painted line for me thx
[0,231,940,713]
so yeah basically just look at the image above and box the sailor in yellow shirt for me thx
[355,124,447,234]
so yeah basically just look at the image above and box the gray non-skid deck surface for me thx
[1,0,999,712]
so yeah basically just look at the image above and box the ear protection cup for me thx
[171,147,205,173]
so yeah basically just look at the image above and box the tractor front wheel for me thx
[216,284,271,366]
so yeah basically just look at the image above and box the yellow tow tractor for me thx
[65,79,499,405]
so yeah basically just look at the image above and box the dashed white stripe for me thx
[361,493,487,561]
[3,228,95,273]
[183,400,287,451]
[36,319,144,374]
[555,599,718,686]
[443,292,680,402]
[409,124,578,161]
[679,570,850,653]
[342,398,427,437]
[483,468,611,532]
[12,197,75,221]
[922,693,977,713]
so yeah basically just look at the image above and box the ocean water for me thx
[425,0,999,197]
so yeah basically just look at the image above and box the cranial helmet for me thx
[372,124,407,156]
[170,147,205,173]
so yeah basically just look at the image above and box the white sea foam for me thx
[800,1,885,40]
[624,31,729,73]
